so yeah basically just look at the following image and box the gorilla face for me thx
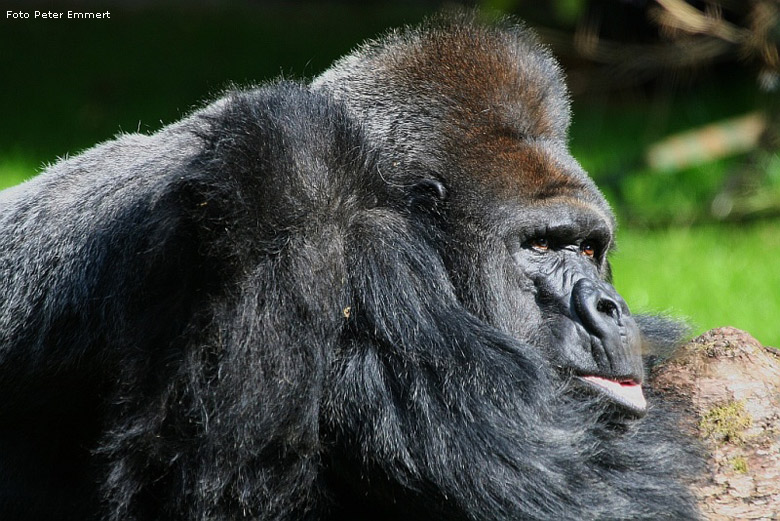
[314,13,647,416]
[415,153,646,416]
[501,201,644,415]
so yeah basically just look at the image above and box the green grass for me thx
[612,222,780,347]
[0,155,38,189]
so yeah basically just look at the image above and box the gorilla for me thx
[0,13,700,521]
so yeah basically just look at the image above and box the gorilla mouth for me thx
[578,376,647,416]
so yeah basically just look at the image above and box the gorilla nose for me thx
[571,278,642,375]
[572,279,627,334]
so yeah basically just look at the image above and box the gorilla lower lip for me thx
[579,376,646,413]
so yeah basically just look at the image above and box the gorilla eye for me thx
[530,237,550,251]
[581,242,596,258]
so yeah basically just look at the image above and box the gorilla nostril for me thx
[596,298,619,319]
[572,279,626,336]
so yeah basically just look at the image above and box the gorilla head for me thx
[314,13,647,415]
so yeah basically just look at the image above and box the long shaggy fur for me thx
[0,14,700,521]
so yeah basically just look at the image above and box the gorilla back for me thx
[0,83,372,520]
[0,16,699,521]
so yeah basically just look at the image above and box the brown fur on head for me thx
[311,11,602,211]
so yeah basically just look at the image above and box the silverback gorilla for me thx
[0,13,700,521]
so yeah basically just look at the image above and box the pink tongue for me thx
[581,376,646,410]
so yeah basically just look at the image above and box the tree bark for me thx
[652,327,780,520]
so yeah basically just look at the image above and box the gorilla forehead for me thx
[315,15,569,141]
[452,132,609,210]
[382,16,571,140]
[313,13,606,212]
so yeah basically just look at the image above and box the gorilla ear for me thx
[409,178,447,209]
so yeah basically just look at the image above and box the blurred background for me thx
[1,0,778,346]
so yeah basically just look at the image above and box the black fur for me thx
[0,15,700,521]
